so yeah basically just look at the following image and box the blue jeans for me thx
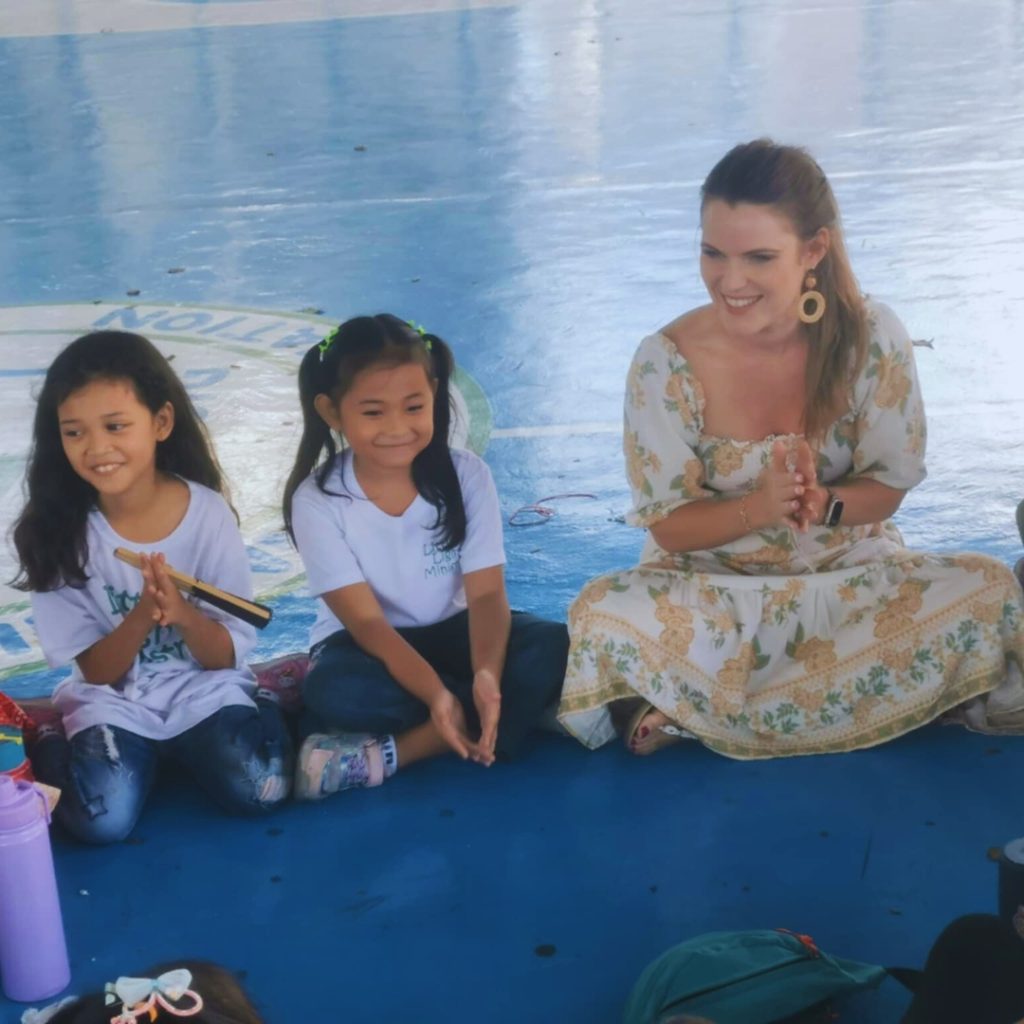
[32,701,293,845]
[303,611,568,759]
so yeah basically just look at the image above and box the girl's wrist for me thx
[472,663,503,684]
[427,682,453,709]
[128,595,157,627]
[174,601,205,636]
[419,671,448,703]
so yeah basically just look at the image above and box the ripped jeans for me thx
[31,701,293,845]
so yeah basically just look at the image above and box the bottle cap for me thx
[0,775,47,830]
[1003,837,1024,866]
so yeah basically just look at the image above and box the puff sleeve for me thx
[624,334,711,528]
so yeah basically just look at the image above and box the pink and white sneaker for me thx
[251,653,309,714]
[294,733,386,801]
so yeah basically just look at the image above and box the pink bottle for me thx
[0,776,70,1002]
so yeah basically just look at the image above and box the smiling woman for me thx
[556,138,1024,761]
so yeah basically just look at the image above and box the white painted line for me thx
[491,422,620,439]
[0,0,514,39]
[8,154,1022,226]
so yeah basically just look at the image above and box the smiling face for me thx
[700,199,827,341]
[57,377,173,508]
[317,359,436,476]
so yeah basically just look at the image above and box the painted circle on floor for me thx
[0,302,491,683]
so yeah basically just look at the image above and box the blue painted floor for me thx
[2,1,1024,1020]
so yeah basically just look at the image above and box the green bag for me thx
[623,928,888,1024]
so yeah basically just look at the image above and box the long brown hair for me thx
[701,139,868,443]
[11,331,231,592]
[47,960,264,1023]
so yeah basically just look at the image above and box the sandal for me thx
[625,701,687,757]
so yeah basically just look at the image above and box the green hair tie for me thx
[318,326,340,361]
[406,320,432,351]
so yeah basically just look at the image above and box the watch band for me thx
[824,488,844,527]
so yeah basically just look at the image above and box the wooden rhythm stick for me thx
[114,548,273,630]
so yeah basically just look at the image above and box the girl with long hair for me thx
[12,330,292,843]
[559,140,1024,759]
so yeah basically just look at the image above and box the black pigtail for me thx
[411,332,467,551]
[282,344,340,541]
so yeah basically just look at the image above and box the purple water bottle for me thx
[0,776,70,1002]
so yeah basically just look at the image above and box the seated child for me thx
[282,315,569,798]
[12,330,293,843]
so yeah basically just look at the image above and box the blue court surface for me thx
[2,1,1024,1020]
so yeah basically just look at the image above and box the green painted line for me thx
[0,659,49,683]
[454,366,492,455]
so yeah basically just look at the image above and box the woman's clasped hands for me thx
[749,438,829,533]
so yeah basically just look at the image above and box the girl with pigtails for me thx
[282,314,568,799]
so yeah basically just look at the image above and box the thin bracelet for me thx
[738,493,753,532]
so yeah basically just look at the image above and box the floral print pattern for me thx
[558,302,1024,758]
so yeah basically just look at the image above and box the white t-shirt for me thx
[291,448,506,647]
[31,481,257,741]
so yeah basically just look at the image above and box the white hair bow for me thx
[104,969,203,1022]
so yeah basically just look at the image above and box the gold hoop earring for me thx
[798,272,826,324]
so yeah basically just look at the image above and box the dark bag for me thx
[893,914,1024,1024]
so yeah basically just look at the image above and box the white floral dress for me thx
[558,302,1024,758]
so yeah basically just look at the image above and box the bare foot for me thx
[627,705,685,756]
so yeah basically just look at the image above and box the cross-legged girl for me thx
[12,330,293,843]
[283,315,568,799]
